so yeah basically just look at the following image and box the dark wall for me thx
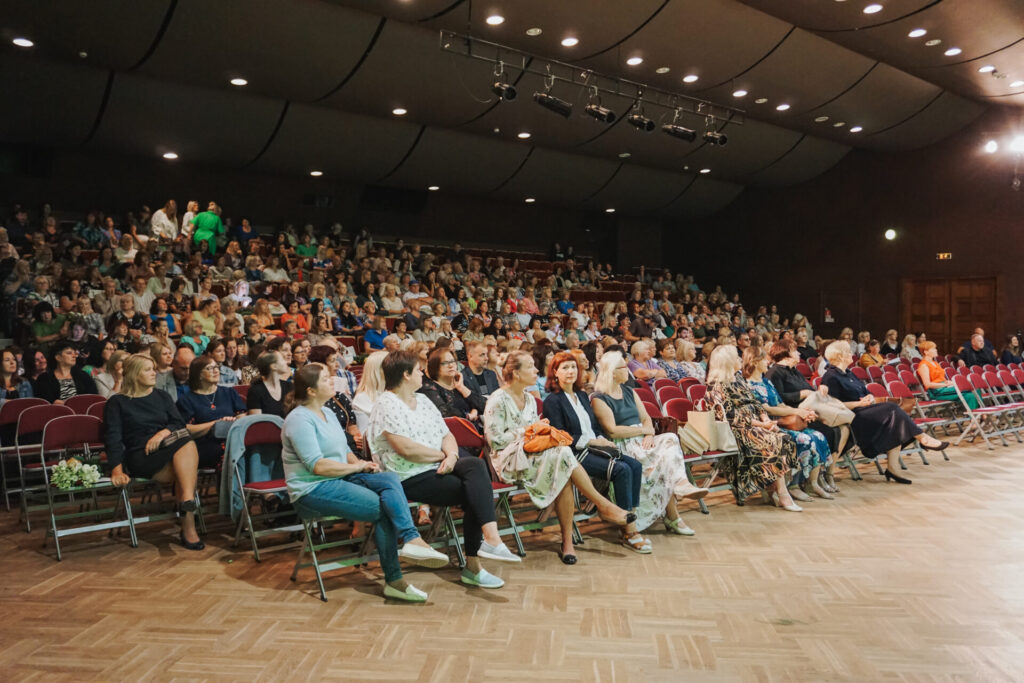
[666,106,1024,340]
[0,146,617,263]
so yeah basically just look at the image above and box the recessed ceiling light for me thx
[605,208,616,213]
[524,197,536,203]
[1011,80,1024,88]
[944,47,962,56]
[979,65,996,73]
[162,152,178,160]
[626,56,643,66]
[983,140,998,154]
[655,67,670,74]
[13,37,34,48]
[699,168,711,174]
[1011,136,1024,153]
[683,74,699,83]
[833,121,846,127]
[561,37,578,47]
[517,132,531,139]
[863,4,883,14]
[427,185,440,191]
[485,15,504,25]
[908,28,927,38]
[814,116,829,122]
[229,77,248,86]
[78,50,88,59]
[776,103,791,111]
[618,152,631,158]
[884,228,896,240]
[732,89,748,98]
[925,39,942,46]
[526,27,542,36]
[392,107,407,116]
[754,97,768,104]
[850,126,864,133]
[309,170,323,177]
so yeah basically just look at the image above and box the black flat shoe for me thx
[884,469,912,485]
[558,552,577,565]
[921,440,950,452]
[179,531,206,551]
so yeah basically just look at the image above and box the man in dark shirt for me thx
[959,334,996,368]
[461,341,499,397]
[628,313,655,341]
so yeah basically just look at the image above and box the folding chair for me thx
[850,367,870,383]
[643,401,663,418]
[887,381,954,461]
[86,402,106,420]
[16,404,75,531]
[1000,370,1024,402]
[678,377,701,393]
[661,397,735,513]
[810,376,822,389]
[686,384,707,403]
[796,363,812,379]
[898,370,957,422]
[233,384,250,402]
[983,364,997,374]
[997,364,1009,373]
[866,366,884,384]
[865,382,889,401]
[634,386,656,405]
[534,395,544,417]
[444,416,524,558]
[38,415,138,560]
[881,371,899,387]
[0,397,48,510]
[951,375,1018,449]
[64,394,105,415]
[232,421,303,561]
[656,385,685,407]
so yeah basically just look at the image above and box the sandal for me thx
[621,532,653,554]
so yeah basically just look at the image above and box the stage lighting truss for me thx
[440,30,744,127]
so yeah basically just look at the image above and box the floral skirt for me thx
[613,432,688,531]
[779,427,831,485]
[721,425,799,500]
[495,444,577,509]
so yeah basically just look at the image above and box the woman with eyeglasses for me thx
[418,347,486,431]
[176,354,246,467]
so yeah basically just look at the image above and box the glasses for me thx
[441,360,458,366]
[204,365,220,372]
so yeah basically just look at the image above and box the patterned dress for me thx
[367,392,449,481]
[483,388,577,509]
[707,380,799,500]
[748,378,831,486]
[592,389,690,531]
[657,360,688,383]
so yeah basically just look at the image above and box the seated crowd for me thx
[0,201,1009,602]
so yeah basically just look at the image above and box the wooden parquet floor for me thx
[3,443,1024,682]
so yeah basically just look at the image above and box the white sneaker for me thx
[384,583,428,602]
[461,567,505,589]
[477,541,522,563]
[399,543,450,568]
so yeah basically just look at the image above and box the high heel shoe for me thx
[771,492,802,512]
[803,481,834,500]
[884,469,912,485]
[599,510,637,527]
[664,517,696,536]
[920,439,950,452]
[179,531,205,551]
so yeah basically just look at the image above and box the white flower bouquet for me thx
[50,458,102,490]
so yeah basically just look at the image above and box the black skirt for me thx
[124,436,195,479]
[850,403,921,457]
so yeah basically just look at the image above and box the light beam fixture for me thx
[662,109,697,142]
[491,62,517,101]
[584,87,615,123]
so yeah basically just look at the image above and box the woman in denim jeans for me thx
[282,363,450,603]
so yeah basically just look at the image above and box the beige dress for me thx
[483,388,577,509]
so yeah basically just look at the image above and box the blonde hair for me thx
[900,334,917,351]
[824,340,852,364]
[121,353,157,397]
[354,351,387,404]
[676,339,696,362]
[593,351,624,395]
[706,345,741,384]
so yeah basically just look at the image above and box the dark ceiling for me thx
[1,0,1019,218]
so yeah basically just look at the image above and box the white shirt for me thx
[151,209,178,239]
[565,392,596,449]
[181,211,195,239]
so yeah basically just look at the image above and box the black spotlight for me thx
[585,103,616,123]
[662,123,697,142]
[627,112,655,132]
[703,130,728,146]
[492,80,517,101]
[534,91,573,118]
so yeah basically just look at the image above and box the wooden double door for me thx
[900,277,997,353]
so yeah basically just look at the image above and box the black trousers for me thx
[401,449,496,557]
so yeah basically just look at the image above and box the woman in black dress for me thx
[821,341,948,485]
[105,353,204,550]
[246,351,292,418]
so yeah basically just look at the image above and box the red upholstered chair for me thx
[16,404,75,532]
[232,420,292,562]
[634,386,656,405]
[656,385,685,407]
[652,378,676,392]
[662,397,694,423]
[0,397,48,510]
[233,384,250,402]
[850,367,870,383]
[795,363,812,379]
[643,401,663,419]
[64,394,105,415]
[678,377,701,393]
[686,384,707,403]
[865,382,890,400]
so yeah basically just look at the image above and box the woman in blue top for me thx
[282,363,449,603]
[176,354,247,467]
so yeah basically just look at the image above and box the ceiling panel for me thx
[737,0,934,32]
[747,135,851,187]
[675,119,805,178]
[664,177,745,218]
[491,148,619,206]
[1,0,169,69]
[138,0,381,102]
[861,92,985,150]
[251,103,420,181]
[0,54,108,145]
[582,165,691,214]
[91,74,282,165]
[382,127,531,193]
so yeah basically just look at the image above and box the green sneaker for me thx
[460,567,505,589]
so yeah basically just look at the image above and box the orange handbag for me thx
[522,422,573,453]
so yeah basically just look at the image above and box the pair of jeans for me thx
[291,471,419,583]
[401,452,496,557]
[579,447,643,511]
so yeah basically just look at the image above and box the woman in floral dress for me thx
[704,346,802,512]
[742,346,833,501]
[484,351,635,564]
